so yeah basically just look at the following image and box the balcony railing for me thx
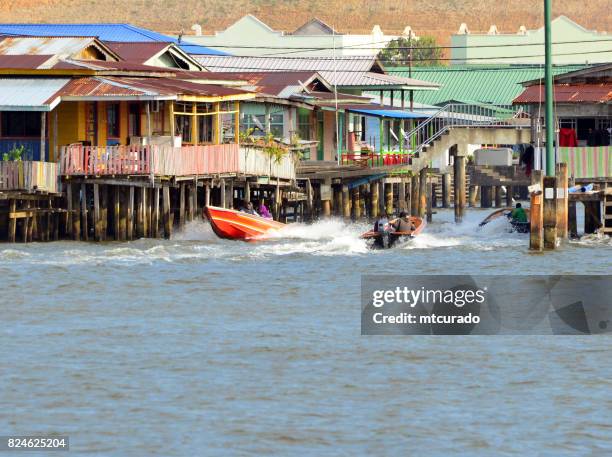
[341,151,414,168]
[0,161,59,193]
[59,144,296,180]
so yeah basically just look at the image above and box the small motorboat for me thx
[360,216,425,249]
[205,206,285,241]
[479,207,531,233]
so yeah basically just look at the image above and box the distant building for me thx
[451,16,612,65]
[184,15,408,57]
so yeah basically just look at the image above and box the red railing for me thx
[341,152,413,167]
[60,144,241,177]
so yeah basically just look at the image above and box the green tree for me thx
[379,35,443,67]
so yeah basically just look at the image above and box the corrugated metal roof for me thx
[0,24,227,56]
[104,42,169,62]
[0,78,69,110]
[349,108,428,119]
[194,56,438,89]
[0,36,100,56]
[387,65,588,105]
[56,77,160,98]
[513,83,612,103]
[0,54,53,69]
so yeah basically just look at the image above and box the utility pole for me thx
[544,0,555,176]
[408,30,414,111]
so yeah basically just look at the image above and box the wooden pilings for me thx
[442,173,451,208]
[371,181,379,219]
[481,186,493,208]
[410,175,419,216]
[468,185,478,207]
[542,176,558,250]
[556,163,569,240]
[453,155,466,223]
[418,168,427,219]
[529,170,544,251]
[385,182,393,216]
[494,186,503,208]
[342,184,350,220]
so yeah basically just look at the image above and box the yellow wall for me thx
[48,101,86,161]
[97,101,107,146]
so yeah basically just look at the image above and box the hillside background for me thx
[1,0,608,44]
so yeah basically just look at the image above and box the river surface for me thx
[1,209,611,456]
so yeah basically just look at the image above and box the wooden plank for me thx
[529,170,544,251]
[136,186,144,239]
[66,183,73,239]
[418,168,427,218]
[543,176,558,250]
[555,163,569,240]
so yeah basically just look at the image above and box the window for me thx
[0,111,42,137]
[107,103,120,138]
[297,109,311,140]
[128,104,140,137]
[221,112,236,143]
[176,115,192,143]
[270,113,283,138]
[198,115,213,143]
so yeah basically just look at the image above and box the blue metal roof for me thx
[350,108,428,119]
[0,24,227,55]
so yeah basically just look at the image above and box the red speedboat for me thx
[205,206,285,241]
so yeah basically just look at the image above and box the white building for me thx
[182,15,410,58]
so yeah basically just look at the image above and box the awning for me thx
[349,108,429,119]
[0,78,69,111]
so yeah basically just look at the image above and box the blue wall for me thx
[0,139,48,161]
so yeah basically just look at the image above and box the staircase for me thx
[468,165,531,187]
[403,103,531,172]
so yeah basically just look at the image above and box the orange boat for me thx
[360,216,426,248]
[205,206,285,241]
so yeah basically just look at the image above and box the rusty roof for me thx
[0,54,54,69]
[513,83,612,104]
[104,41,169,62]
[53,77,161,99]
[112,76,255,98]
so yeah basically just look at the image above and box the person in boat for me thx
[258,199,272,219]
[509,203,528,223]
[392,211,416,233]
[239,200,259,216]
[374,213,390,232]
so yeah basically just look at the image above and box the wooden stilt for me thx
[555,163,568,240]
[163,185,172,239]
[584,201,601,234]
[127,186,134,241]
[481,186,493,208]
[72,186,81,241]
[113,186,120,241]
[418,168,427,218]
[193,180,198,219]
[353,186,361,220]
[494,186,503,208]
[371,181,379,219]
[244,180,251,203]
[426,180,433,223]
[384,182,393,216]
[66,183,73,239]
[135,187,144,239]
[220,179,226,209]
[543,176,558,249]
[442,173,451,208]
[431,182,437,208]
[8,199,16,243]
[454,156,466,223]
[468,185,477,207]
[529,170,544,251]
[179,183,186,229]
[80,183,88,241]
[227,180,234,209]
[342,184,350,220]
[93,184,101,241]
[100,185,108,241]
[506,185,513,207]
[153,187,160,238]
[568,200,578,238]
[205,182,210,209]
[410,175,419,216]
[398,179,407,211]
[142,187,149,238]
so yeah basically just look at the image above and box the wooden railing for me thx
[0,161,59,193]
[558,146,611,179]
[239,147,296,180]
[341,151,413,168]
[60,144,296,180]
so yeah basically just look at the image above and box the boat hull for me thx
[360,216,425,249]
[205,206,285,241]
